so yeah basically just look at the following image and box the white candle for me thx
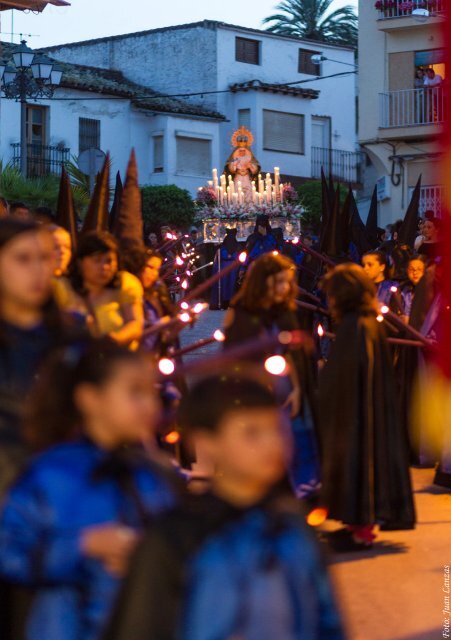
[212,168,218,189]
[208,180,213,187]
[274,167,280,191]
[280,184,284,203]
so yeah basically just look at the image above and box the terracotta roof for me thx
[57,61,225,120]
[0,0,68,11]
[230,79,319,99]
[43,19,355,53]
[0,42,225,121]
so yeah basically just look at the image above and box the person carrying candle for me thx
[224,253,321,500]
[319,264,415,551]
[102,375,344,640]
[0,340,178,640]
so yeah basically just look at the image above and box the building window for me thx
[79,118,101,153]
[299,49,321,76]
[26,105,47,146]
[263,110,305,154]
[153,135,164,173]
[238,108,251,129]
[176,136,211,177]
[236,37,260,65]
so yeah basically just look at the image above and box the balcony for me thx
[11,143,70,178]
[379,87,445,137]
[376,0,445,30]
[311,147,363,185]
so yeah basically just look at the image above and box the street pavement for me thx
[180,312,451,640]
[180,308,225,361]
[328,468,451,640]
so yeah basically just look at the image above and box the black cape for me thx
[319,312,415,528]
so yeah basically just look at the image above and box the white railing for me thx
[377,0,445,19]
[379,87,445,127]
[419,185,444,217]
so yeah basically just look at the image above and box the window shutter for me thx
[235,37,260,65]
[238,108,251,129]
[263,110,304,154]
[153,136,164,172]
[176,137,211,176]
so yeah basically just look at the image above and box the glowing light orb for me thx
[264,355,288,376]
[158,358,175,376]
[214,329,225,342]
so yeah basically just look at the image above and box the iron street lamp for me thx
[0,40,63,176]
[310,54,358,70]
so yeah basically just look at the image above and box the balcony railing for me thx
[379,87,445,128]
[11,143,70,178]
[311,147,363,184]
[376,0,445,19]
[418,184,444,217]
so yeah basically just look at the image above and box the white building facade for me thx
[0,41,223,195]
[44,21,360,191]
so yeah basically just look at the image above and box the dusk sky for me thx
[1,0,357,48]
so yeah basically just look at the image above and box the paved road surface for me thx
[329,468,451,640]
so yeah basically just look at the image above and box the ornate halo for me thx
[231,126,254,148]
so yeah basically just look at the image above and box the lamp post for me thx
[310,54,358,69]
[0,41,63,176]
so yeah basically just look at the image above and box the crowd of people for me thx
[0,183,447,640]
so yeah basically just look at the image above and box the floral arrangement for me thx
[194,183,303,222]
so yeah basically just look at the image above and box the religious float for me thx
[195,126,303,243]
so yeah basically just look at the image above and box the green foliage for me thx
[141,184,195,231]
[297,180,347,233]
[0,162,89,214]
[263,0,358,48]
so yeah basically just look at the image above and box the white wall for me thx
[0,88,221,198]
[46,22,357,182]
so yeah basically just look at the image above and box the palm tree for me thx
[263,0,358,48]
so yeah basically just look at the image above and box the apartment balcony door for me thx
[312,116,332,175]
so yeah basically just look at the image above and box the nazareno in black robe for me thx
[318,311,416,528]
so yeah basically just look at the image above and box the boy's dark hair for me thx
[24,338,140,450]
[178,375,278,434]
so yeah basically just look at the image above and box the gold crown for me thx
[231,126,254,148]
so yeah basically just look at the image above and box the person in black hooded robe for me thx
[319,263,415,551]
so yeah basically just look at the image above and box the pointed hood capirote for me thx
[109,171,123,236]
[365,185,379,249]
[56,166,78,249]
[115,149,145,253]
[397,175,422,248]
[81,153,110,234]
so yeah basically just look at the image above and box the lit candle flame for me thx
[179,312,191,323]
[317,324,325,337]
[158,358,175,376]
[180,301,189,310]
[176,256,184,266]
[380,305,389,314]
[239,251,247,264]
[214,329,225,342]
[264,355,288,376]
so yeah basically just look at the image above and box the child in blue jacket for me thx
[0,340,177,640]
[103,375,344,640]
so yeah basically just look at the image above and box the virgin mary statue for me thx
[224,127,261,204]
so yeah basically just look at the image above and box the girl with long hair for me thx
[224,252,320,499]
[0,340,177,640]
[54,231,144,348]
[319,264,415,551]
[361,250,403,313]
